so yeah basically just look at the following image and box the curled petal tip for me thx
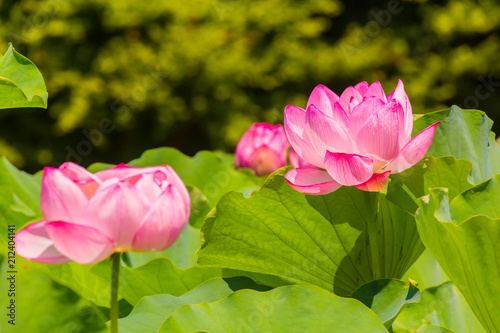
[384,121,440,173]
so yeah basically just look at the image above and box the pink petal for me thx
[58,162,101,183]
[46,222,115,265]
[339,86,363,114]
[161,166,191,218]
[132,185,189,251]
[133,173,165,203]
[356,171,391,192]
[41,168,89,223]
[285,168,341,195]
[307,85,340,118]
[284,105,307,138]
[383,122,440,173]
[58,162,102,199]
[364,81,387,103]
[284,105,325,167]
[95,164,143,184]
[330,102,350,130]
[289,148,316,169]
[356,100,404,165]
[261,125,289,159]
[235,123,287,168]
[248,145,284,177]
[96,164,183,192]
[82,181,151,250]
[387,79,413,146]
[234,148,247,168]
[235,123,289,172]
[324,152,374,186]
[348,97,386,141]
[305,104,352,157]
[354,81,369,95]
[133,166,190,218]
[250,123,279,147]
[16,221,72,264]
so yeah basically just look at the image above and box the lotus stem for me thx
[367,192,382,280]
[110,252,121,333]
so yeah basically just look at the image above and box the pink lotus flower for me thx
[235,122,290,177]
[16,163,190,265]
[284,80,440,195]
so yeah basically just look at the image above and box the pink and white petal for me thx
[387,79,413,144]
[330,102,350,130]
[383,122,440,173]
[354,81,369,95]
[339,86,363,114]
[58,162,101,183]
[307,85,340,118]
[289,148,316,169]
[306,104,353,156]
[95,163,133,180]
[82,181,151,250]
[96,164,145,184]
[77,181,100,200]
[324,152,374,186]
[41,168,89,223]
[348,97,386,141]
[364,81,387,103]
[356,100,404,163]
[249,123,274,147]
[97,165,180,188]
[284,105,308,138]
[234,143,250,168]
[162,166,191,218]
[16,221,72,264]
[286,128,325,168]
[285,106,325,167]
[285,168,341,195]
[59,163,102,199]
[134,173,164,203]
[235,123,260,166]
[355,171,391,192]
[248,145,284,177]
[132,185,189,251]
[263,124,289,156]
[46,222,115,265]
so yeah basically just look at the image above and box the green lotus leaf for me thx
[198,167,422,296]
[158,285,387,332]
[119,277,269,333]
[351,279,420,330]
[394,281,485,333]
[91,257,221,306]
[413,106,500,184]
[416,181,500,333]
[0,43,48,109]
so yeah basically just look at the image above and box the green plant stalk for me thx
[366,192,382,280]
[110,252,121,333]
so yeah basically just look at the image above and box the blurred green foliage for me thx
[0,0,500,172]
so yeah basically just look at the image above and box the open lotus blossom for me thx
[284,80,440,194]
[235,122,290,177]
[16,163,190,265]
